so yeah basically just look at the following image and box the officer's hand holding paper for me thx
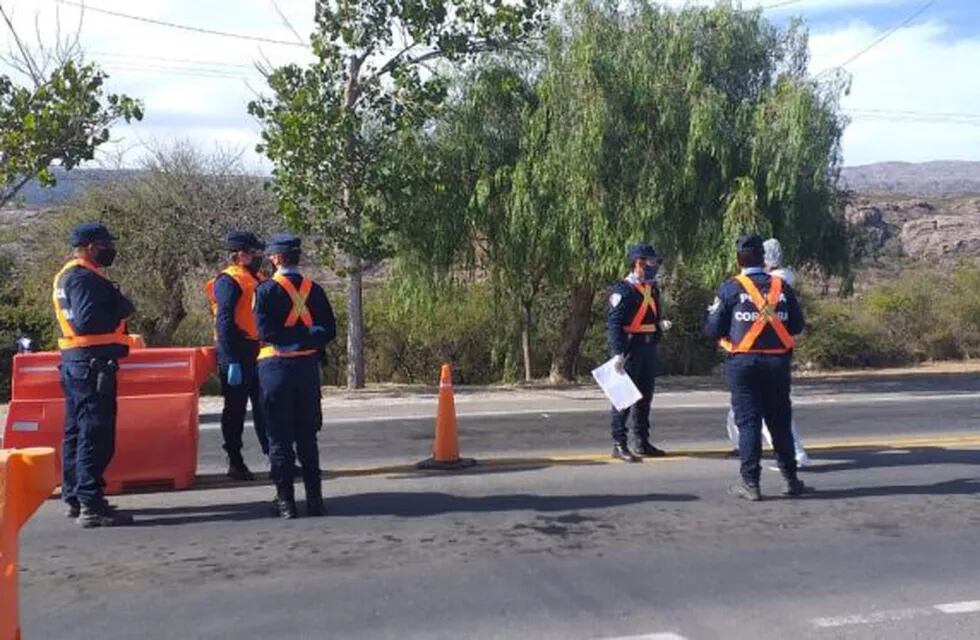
[592,356,642,411]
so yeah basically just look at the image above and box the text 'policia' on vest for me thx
[718,273,795,355]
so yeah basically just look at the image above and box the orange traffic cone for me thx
[417,364,476,470]
[2,447,58,640]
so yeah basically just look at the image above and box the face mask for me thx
[95,246,117,267]
[642,264,658,282]
[248,255,264,273]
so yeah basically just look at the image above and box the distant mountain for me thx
[8,167,142,208]
[7,160,980,209]
[841,161,980,197]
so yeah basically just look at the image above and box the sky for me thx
[1,0,978,170]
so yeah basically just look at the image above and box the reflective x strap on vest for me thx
[625,283,658,334]
[276,274,314,328]
[52,259,128,350]
[719,274,794,354]
[257,274,317,360]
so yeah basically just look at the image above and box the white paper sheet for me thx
[591,358,642,411]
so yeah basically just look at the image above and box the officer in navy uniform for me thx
[254,234,336,519]
[205,231,269,480]
[606,243,672,462]
[53,223,135,527]
[704,234,807,501]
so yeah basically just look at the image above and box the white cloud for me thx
[2,1,978,169]
[809,20,980,165]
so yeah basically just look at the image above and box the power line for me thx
[55,0,308,48]
[759,0,806,10]
[834,0,936,70]
[89,50,258,70]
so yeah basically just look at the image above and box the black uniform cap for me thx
[735,234,764,253]
[266,233,301,255]
[69,222,114,247]
[627,243,659,262]
[224,231,265,251]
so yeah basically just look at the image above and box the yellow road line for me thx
[186,432,980,489]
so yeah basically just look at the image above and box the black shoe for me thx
[305,481,324,517]
[227,458,255,482]
[728,483,762,502]
[632,441,667,458]
[783,478,809,497]
[64,500,80,519]
[273,497,298,519]
[612,443,641,463]
[77,505,133,528]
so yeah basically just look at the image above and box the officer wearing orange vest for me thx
[254,234,336,519]
[53,222,135,527]
[606,243,672,462]
[704,234,807,501]
[205,231,269,480]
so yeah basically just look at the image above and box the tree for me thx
[409,0,850,380]
[22,144,278,347]
[0,5,142,208]
[249,0,551,388]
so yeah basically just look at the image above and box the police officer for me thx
[723,238,809,467]
[205,231,269,480]
[704,234,807,501]
[606,243,672,462]
[254,234,336,519]
[53,223,134,527]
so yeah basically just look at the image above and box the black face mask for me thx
[95,246,117,267]
[248,255,264,273]
[642,264,658,282]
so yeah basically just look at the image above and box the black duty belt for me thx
[627,333,656,345]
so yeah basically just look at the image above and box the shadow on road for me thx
[325,491,699,517]
[803,477,980,500]
[126,500,276,526]
[804,446,980,474]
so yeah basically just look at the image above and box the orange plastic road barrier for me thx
[1,447,58,640]
[1,347,216,494]
[417,364,476,470]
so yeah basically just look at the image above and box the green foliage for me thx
[797,266,980,368]
[0,60,142,207]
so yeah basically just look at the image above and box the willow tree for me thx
[249,0,550,388]
[522,0,850,380]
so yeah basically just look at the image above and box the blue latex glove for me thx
[309,325,325,336]
[226,362,243,386]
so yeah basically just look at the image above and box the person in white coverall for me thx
[724,238,810,467]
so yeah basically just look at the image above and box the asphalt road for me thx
[196,372,980,473]
[14,373,980,639]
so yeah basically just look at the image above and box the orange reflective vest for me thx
[719,274,795,355]
[624,283,658,334]
[52,259,129,350]
[205,265,265,341]
[257,273,318,360]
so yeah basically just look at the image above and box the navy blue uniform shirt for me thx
[704,268,805,351]
[255,270,336,353]
[58,265,135,361]
[212,273,260,365]
[606,277,663,355]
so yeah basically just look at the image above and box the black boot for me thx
[728,482,762,502]
[272,482,297,519]
[227,454,255,482]
[77,503,134,528]
[783,478,809,497]
[612,442,641,463]
[631,440,667,458]
[305,479,324,517]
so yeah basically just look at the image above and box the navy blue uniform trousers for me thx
[610,341,658,444]
[219,360,269,457]
[257,355,322,491]
[726,353,798,485]
[60,359,117,508]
